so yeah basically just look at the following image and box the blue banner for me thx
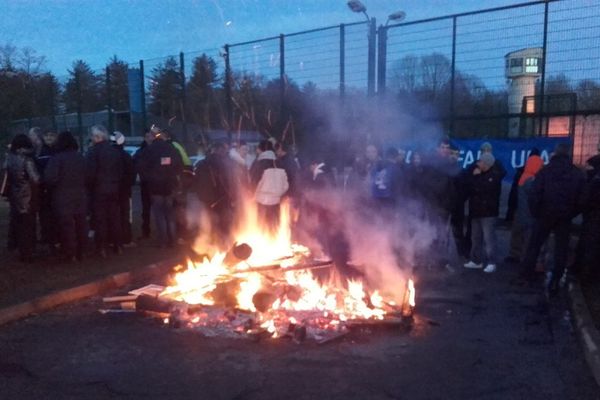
[449,137,571,182]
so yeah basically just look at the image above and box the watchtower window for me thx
[525,57,539,73]
[510,58,523,74]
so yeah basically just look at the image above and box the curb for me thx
[0,257,181,327]
[568,280,600,387]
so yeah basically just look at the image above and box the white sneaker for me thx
[464,261,483,269]
[483,264,497,273]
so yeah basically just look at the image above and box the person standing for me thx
[250,140,288,232]
[463,153,506,273]
[112,132,136,247]
[578,169,600,280]
[371,147,402,209]
[44,131,87,262]
[36,130,59,253]
[134,130,154,239]
[275,142,300,200]
[86,125,124,257]
[5,134,40,262]
[138,128,183,247]
[520,144,585,295]
[506,153,544,263]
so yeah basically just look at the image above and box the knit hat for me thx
[480,142,493,152]
[479,153,495,168]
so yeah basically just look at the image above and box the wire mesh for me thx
[284,26,340,90]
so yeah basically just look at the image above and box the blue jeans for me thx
[470,217,496,265]
[151,195,176,246]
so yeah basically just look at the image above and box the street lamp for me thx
[346,1,406,96]
[347,0,369,21]
[386,11,406,26]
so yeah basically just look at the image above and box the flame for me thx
[408,279,416,308]
[161,198,414,337]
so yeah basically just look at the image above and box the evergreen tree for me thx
[187,54,219,128]
[106,55,130,111]
[148,56,182,119]
[63,60,103,113]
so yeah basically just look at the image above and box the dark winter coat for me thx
[516,177,535,228]
[278,152,300,197]
[5,149,40,214]
[468,164,506,218]
[117,146,136,197]
[419,160,457,215]
[137,139,183,196]
[194,153,232,209]
[44,149,87,215]
[86,141,124,196]
[528,154,585,220]
[586,154,600,181]
[35,144,56,175]
[371,160,402,201]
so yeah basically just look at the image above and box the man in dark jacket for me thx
[579,170,600,280]
[44,131,87,262]
[138,129,183,247]
[133,130,154,239]
[86,125,124,257]
[112,132,136,247]
[520,144,586,294]
[194,141,234,241]
[275,142,300,200]
[463,153,506,273]
[37,130,59,252]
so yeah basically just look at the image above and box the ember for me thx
[104,200,415,343]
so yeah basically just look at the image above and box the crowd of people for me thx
[1,124,599,296]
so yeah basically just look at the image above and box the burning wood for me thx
[100,201,416,343]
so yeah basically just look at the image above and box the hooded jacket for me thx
[528,154,585,220]
[516,156,544,227]
[518,155,543,186]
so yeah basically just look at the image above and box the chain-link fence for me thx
[5,0,600,161]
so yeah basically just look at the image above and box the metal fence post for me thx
[340,24,346,100]
[179,52,188,146]
[224,44,233,143]
[280,34,286,121]
[139,60,147,132]
[377,25,388,96]
[75,69,84,148]
[538,1,549,136]
[449,16,457,136]
[106,66,114,133]
[367,18,377,96]
[50,89,57,132]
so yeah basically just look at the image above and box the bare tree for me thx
[19,47,46,76]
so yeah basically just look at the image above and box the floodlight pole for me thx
[367,17,377,96]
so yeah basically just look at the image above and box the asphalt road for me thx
[1,261,598,400]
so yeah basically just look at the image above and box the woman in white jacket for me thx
[249,140,289,232]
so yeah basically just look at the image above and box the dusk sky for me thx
[0,0,518,77]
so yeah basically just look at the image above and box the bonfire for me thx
[104,199,415,343]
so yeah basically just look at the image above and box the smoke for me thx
[298,186,439,301]
[298,92,445,164]
[288,94,458,300]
